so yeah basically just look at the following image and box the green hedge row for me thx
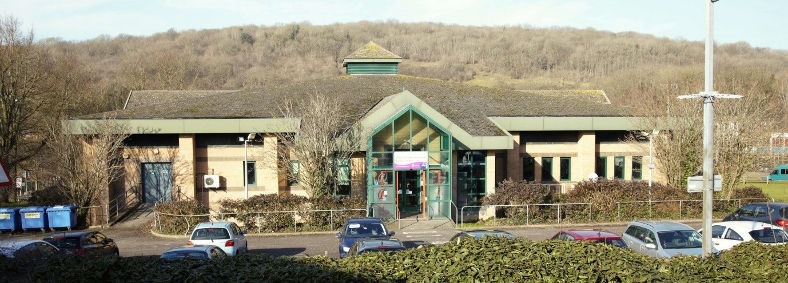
[152,201,211,235]
[4,238,786,282]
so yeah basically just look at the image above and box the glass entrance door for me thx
[397,170,424,218]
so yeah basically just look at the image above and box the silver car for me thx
[187,222,248,256]
[622,220,712,258]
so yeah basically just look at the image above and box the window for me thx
[336,159,351,197]
[724,229,743,241]
[632,156,642,180]
[244,161,256,186]
[458,151,486,206]
[289,160,300,186]
[613,156,625,180]
[559,157,571,181]
[711,225,725,239]
[541,157,553,182]
[596,156,607,179]
[522,156,535,181]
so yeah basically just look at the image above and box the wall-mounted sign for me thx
[394,151,428,170]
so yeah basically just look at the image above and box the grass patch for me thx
[739,181,788,202]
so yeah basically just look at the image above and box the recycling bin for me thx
[0,207,22,232]
[20,206,49,232]
[47,205,77,231]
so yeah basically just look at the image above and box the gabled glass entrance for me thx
[367,107,452,219]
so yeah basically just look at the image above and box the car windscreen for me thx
[344,223,387,238]
[191,228,230,240]
[358,247,406,255]
[161,251,209,260]
[45,237,80,249]
[468,231,514,238]
[657,230,702,249]
[592,238,627,248]
[749,229,788,243]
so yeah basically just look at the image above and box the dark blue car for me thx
[336,218,393,258]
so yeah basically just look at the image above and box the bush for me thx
[152,201,209,235]
[218,194,365,233]
[481,179,558,224]
[10,238,788,281]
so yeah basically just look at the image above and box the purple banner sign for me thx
[393,151,428,170]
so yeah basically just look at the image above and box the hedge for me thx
[4,238,787,282]
[152,201,210,235]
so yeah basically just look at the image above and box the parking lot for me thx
[1,220,703,258]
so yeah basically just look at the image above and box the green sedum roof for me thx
[343,41,402,60]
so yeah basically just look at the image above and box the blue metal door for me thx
[142,163,172,203]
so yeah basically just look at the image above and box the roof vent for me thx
[343,41,402,75]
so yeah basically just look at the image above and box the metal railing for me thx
[106,189,140,224]
[153,208,366,235]
[458,198,769,227]
[460,202,592,228]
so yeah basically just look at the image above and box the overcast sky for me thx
[3,0,786,50]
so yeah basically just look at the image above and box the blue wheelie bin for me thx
[47,205,77,231]
[20,206,49,232]
[0,207,22,233]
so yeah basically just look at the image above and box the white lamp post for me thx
[677,0,741,257]
[238,133,256,200]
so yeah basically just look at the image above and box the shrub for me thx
[12,238,788,281]
[152,201,209,235]
[481,179,557,224]
[219,194,308,233]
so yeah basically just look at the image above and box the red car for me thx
[550,230,627,248]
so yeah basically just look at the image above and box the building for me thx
[68,42,664,219]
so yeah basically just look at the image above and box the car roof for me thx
[714,221,784,231]
[164,245,215,253]
[358,239,404,249]
[194,222,234,229]
[630,220,694,231]
[346,218,385,224]
[462,230,514,237]
[0,240,50,249]
[43,230,98,239]
[562,230,621,240]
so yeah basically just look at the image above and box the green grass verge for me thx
[739,181,788,202]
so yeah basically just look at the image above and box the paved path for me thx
[1,220,703,259]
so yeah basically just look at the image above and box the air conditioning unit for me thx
[204,175,220,189]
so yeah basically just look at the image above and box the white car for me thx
[187,222,248,256]
[703,221,788,251]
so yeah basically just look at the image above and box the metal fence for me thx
[153,208,366,235]
[458,198,769,228]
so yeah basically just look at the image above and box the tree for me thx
[43,119,129,218]
[0,17,50,191]
[277,93,361,198]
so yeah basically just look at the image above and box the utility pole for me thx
[678,0,741,257]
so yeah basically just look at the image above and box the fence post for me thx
[294,211,297,232]
[185,217,190,236]
[616,203,620,222]
[330,210,334,231]
[588,203,592,223]
[679,200,683,220]
[557,204,561,224]
[257,213,261,234]
[648,201,652,219]
[157,213,162,233]
[105,205,110,226]
[526,204,530,226]
[493,205,497,227]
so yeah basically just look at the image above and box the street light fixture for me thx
[238,133,257,200]
[677,0,741,257]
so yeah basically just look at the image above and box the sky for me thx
[3,0,786,50]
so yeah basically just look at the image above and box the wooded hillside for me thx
[39,21,786,124]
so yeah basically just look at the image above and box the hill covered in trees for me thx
[38,21,786,123]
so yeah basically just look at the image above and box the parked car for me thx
[766,164,788,181]
[336,218,394,258]
[550,230,627,248]
[160,245,227,261]
[449,230,515,244]
[622,221,710,258]
[722,202,788,228]
[700,221,788,251]
[43,231,119,257]
[346,238,406,257]
[0,240,60,259]
[187,222,248,256]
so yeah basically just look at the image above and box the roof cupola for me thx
[342,41,402,75]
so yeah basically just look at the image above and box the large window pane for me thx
[428,123,442,152]
[614,156,625,180]
[596,156,607,179]
[372,170,393,186]
[411,115,428,151]
[394,114,410,151]
[371,153,393,169]
[541,157,553,182]
[458,151,486,206]
[372,125,393,152]
[632,156,643,180]
[560,157,571,181]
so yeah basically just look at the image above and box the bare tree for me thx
[277,93,361,198]
[43,119,129,214]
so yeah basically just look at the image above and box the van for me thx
[767,164,788,181]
